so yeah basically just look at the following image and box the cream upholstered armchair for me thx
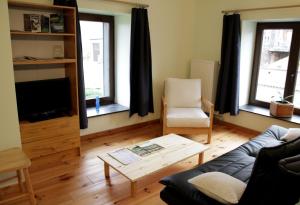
[161,78,214,144]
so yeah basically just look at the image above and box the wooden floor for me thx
[3,123,255,205]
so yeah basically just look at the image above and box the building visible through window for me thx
[79,13,114,107]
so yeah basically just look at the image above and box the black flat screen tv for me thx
[15,78,72,122]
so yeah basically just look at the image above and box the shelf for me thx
[13,58,76,65]
[8,1,75,11]
[11,31,75,37]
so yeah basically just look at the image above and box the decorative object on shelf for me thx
[95,96,100,113]
[50,14,64,33]
[270,101,294,118]
[30,14,41,32]
[41,15,50,32]
[270,94,294,117]
[53,45,64,58]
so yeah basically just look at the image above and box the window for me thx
[79,13,115,107]
[249,22,300,113]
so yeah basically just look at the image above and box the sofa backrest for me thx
[237,125,287,157]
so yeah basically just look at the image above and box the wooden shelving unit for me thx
[11,31,75,36]
[8,0,80,185]
[8,0,75,10]
[13,58,76,65]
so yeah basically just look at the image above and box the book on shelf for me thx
[41,15,50,33]
[23,14,31,32]
[23,14,49,33]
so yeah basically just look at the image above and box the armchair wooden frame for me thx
[161,97,214,144]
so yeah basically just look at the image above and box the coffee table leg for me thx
[131,181,137,197]
[198,152,204,165]
[104,162,110,179]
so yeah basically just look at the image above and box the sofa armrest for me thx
[279,154,300,176]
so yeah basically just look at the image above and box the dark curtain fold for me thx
[54,0,88,129]
[215,14,241,116]
[129,8,154,117]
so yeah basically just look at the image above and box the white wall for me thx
[239,21,256,106]
[195,0,300,132]
[0,0,22,187]
[0,0,21,151]
[115,14,131,107]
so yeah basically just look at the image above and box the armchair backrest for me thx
[165,78,201,108]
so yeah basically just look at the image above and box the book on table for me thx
[108,142,165,165]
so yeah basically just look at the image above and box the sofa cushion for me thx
[188,172,246,204]
[166,107,209,128]
[238,137,300,205]
[280,128,300,142]
[165,78,201,108]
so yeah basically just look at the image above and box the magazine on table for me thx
[129,142,165,157]
[108,142,165,165]
[108,148,141,165]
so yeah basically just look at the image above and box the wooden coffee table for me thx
[98,134,208,197]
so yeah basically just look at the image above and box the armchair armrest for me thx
[202,98,214,114]
[162,96,167,107]
[202,98,214,128]
[161,96,167,125]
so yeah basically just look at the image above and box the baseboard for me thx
[82,118,260,141]
[81,119,161,140]
[215,119,260,136]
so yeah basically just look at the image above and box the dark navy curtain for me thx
[54,0,88,129]
[215,14,241,116]
[129,8,154,117]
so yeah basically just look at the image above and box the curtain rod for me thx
[102,0,149,8]
[222,4,300,14]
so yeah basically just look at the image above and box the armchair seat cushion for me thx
[166,108,209,128]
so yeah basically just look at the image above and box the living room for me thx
[0,0,300,204]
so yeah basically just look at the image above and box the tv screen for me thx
[15,78,72,122]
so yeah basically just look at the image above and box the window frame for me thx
[79,13,115,107]
[249,22,300,114]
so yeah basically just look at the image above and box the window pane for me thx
[294,63,300,108]
[80,20,105,99]
[255,29,293,103]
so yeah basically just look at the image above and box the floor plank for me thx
[3,123,254,205]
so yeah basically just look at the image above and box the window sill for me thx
[239,104,300,125]
[87,104,129,118]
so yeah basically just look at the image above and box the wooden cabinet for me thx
[8,1,80,185]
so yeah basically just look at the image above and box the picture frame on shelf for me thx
[50,14,65,33]
[30,14,41,32]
